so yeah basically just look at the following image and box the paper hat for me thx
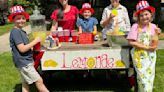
[79,3,94,15]
[8,5,29,22]
[134,0,155,16]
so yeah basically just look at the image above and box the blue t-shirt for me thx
[10,28,33,68]
[76,17,98,32]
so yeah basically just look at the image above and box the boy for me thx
[9,5,49,92]
[77,3,98,34]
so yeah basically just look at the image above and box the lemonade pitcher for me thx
[29,6,47,45]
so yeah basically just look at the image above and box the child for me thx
[9,5,49,92]
[100,0,131,39]
[127,1,161,92]
[77,3,98,35]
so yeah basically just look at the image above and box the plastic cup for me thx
[64,36,69,42]
[58,36,64,42]
[34,42,41,51]
[71,30,78,42]
[64,29,70,42]
[72,36,77,42]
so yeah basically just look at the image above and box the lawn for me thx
[0,23,14,36]
[0,50,164,92]
[0,22,29,36]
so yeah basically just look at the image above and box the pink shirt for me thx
[51,6,79,30]
[127,23,157,41]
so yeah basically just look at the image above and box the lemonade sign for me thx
[41,49,130,70]
[86,57,96,69]
[43,59,58,67]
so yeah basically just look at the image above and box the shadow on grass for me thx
[42,70,133,92]
[13,70,133,92]
[14,83,38,92]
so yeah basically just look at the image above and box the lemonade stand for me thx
[31,8,131,80]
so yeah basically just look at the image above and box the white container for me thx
[106,34,129,47]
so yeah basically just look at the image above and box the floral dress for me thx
[130,24,156,92]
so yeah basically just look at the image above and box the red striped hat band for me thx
[136,1,150,11]
[11,6,25,13]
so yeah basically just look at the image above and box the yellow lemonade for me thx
[29,31,47,44]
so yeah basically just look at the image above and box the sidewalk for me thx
[0,25,31,54]
[0,25,164,54]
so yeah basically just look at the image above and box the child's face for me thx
[139,10,152,25]
[110,0,120,8]
[13,15,26,28]
[82,10,92,19]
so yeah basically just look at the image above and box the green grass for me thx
[0,23,14,36]
[0,50,164,92]
[0,52,20,92]
[0,22,30,36]
[153,49,164,92]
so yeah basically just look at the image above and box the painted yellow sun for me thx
[43,59,58,67]
[115,60,125,67]
[86,57,96,69]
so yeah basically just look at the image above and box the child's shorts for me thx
[18,63,41,84]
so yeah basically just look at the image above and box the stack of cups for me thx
[71,30,78,42]
[57,27,64,42]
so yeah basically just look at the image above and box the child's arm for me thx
[149,40,158,51]
[148,27,160,51]
[92,25,97,35]
[128,39,149,50]
[17,37,41,53]
[50,20,58,32]
[101,13,115,28]
[129,39,158,51]
[155,25,161,35]
[78,26,82,34]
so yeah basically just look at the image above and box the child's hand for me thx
[78,31,82,35]
[147,46,157,52]
[155,25,161,35]
[146,41,158,51]
[110,13,116,19]
[34,37,42,43]
[92,31,97,36]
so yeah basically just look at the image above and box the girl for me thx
[127,1,161,92]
